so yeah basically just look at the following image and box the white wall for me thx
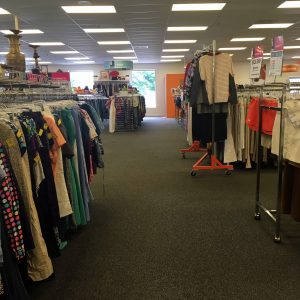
[48,62,185,117]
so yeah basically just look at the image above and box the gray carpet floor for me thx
[31,117,300,300]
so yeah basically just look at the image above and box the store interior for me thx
[1,1,300,299]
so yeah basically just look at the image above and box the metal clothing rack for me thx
[190,40,234,176]
[252,83,288,243]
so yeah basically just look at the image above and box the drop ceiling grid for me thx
[0,0,299,63]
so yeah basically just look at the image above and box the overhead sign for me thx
[250,46,264,79]
[269,36,284,76]
[269,51,284,76]
[104,60,133,70]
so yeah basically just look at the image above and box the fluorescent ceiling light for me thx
[164,40,197,44]
[28,61,52,64]
[72,61,96,64]
[25,58,35,61]
[113,56,137,59]
[64,57,90,60]
[0,51,24,55]
[107,50,134,53]
[231,37,265,42]
[278,1,300,8]
[285,45,300,49]
[264,57,270,59]
[30,42,64,46]
[292,56,300,58]
[264,53,271,56]
[172,3,226,11]
[0,8,10,14]
[1,29,44,35]
[229,54,234,56]
[84,28,124,33]
[62,6,116,13]
[161,59,182,62]
[247,57,252,60]
[167,26,208,31]
[161,55,185,58]
[249,23,294,29]
[51,51,79,54]
[219,47,247,50]
[98,41,130,45]
[163,49,190,52]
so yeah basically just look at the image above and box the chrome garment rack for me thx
[250,84,286,243]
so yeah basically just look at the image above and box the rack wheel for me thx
[225,170,232,176]
[254,213,261,220]
[274,236,281,244]
[182,153,186,159]
[191,171,197,177]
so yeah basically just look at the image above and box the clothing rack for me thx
[190,40,234,176]
[251,83,290,243]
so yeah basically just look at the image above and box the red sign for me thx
[51,72,70,81]
[272,36,284,51]
[252,45,264,58]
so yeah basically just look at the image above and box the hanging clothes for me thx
[60,109,87,227]
[0,121,53,281]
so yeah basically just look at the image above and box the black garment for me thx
[0,214,30,300]
[229,74,238,104]
[190,61,209,106]
[20,112,60,258]
[192,110,227,144]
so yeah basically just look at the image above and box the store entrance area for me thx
[30,118,300,300]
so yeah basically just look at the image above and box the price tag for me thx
[57,119,62,126]
[43,123,49,130]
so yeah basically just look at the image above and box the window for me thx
[70,71,94,89]
[132,70,156,108]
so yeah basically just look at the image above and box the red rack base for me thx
[180,140,206,158]
[191,152,234,176]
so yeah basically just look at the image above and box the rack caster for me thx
[182,153,186,159]
[274,236,281,244]
[191,171,197,177]
[225,170,232,176]
[254,212,261,220]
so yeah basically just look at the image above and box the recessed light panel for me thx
[285,45,300,49]
[164,40,197,44]
[172,3,226,11]
[84,28,125,33]
[278,1,300,8]
[62,6,116,13]
[231,37,265,42]
[0,52,8,55]
[28,61,52,64]
[107,50,134,53]
[72,61,96,64]
[64,57,90,60]
[0,8,10,14]
[51,51,79,54]
[163,49,190,52]
[30,42,65,46]
[161,59,182,62]
[113,56,137,59]
[219,47,247,50]
[161,55,185,58]
[249,23,294,29]
[98,41,131,45]
[167,26,208,31]
[1,29,44,35]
